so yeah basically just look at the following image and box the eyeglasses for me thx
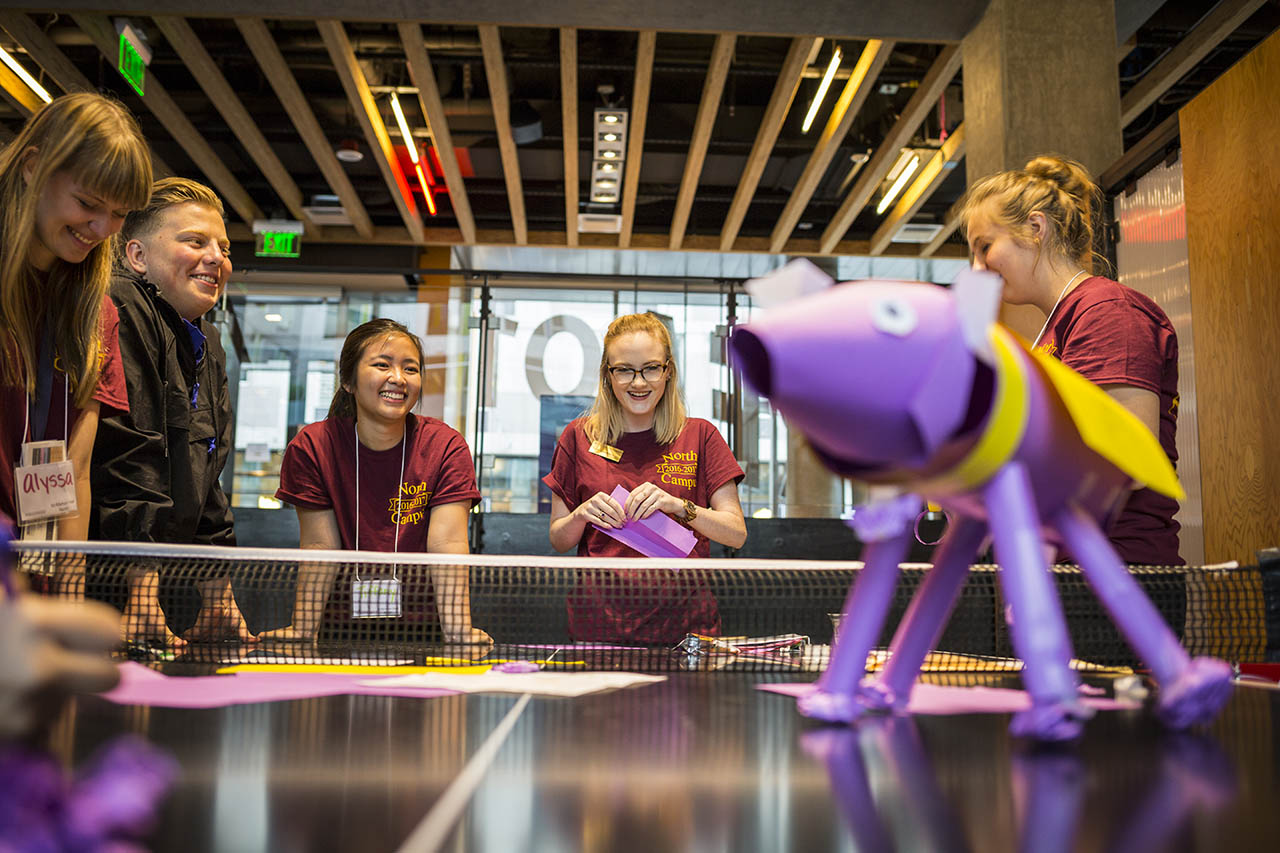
[608,362,668,383]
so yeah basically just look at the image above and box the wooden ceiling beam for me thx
[398,21,476,244]
[768,39,894,253]
[72,13,261,223]
[718,35,817,252]
[0,12,87,94]
[919,197,965,258]
[560,27,578,247]
[317,19,424,244]
[154,16,318,235]
[478,24,527,245]
[1120,0,1267,126]
[819,44,961,253]
[619,31,656,249]
[0,11,174,177]
[237,17,373,239]
[869,122,965,255]
[668,33,735,250]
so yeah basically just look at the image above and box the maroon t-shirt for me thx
[543,417,745,643]
[1036,276,1182,565]
[278,414,479,551]
[277,414,480,634]
[1,295,129,523]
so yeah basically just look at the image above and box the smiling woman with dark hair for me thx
[258,318,491,648]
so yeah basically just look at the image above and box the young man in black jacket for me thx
[91,177,252,645]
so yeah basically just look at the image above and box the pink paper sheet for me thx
[756,681,1139,714]
[99,663,460,708]
[591,485,697,559]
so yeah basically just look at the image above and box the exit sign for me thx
[118,30,146,97]
[255,231,301,258]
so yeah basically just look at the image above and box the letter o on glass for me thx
[525,315,601,398]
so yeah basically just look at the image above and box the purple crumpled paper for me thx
[0,735,178,852]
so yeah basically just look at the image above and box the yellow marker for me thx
[218,664,491,675]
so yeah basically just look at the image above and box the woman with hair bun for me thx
[544,312,747,643]
[962,154,1182,565]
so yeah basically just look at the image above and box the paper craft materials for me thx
[99,662,461,708]
[363,671,667,698]
[756,681,1139,715]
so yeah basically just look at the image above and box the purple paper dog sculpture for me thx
[729,260,1233,740]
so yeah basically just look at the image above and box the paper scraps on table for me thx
[755,681,1141,715]
[363,671,667,698]
[98,662,461,708]
[590,485,697,559]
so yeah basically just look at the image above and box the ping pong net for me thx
[9,541,1272,674]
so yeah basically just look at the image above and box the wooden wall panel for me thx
[1180,29,1280,563]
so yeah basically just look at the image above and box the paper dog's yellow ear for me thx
[1030,349,1184,500]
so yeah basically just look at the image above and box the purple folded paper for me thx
[590,484,697,559]
[757,681,1138,714]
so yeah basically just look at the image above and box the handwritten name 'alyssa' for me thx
[22,469,74,495]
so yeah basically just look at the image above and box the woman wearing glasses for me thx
[545,312,746,643]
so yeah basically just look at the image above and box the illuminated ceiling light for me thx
[600,132,619,142]
[389,91,418,163]
[601,150,618,159]
[0,46,52,104]
[801,45,842,134]
[264,313,283,323]
[601,113,621,123]
[876,153,921,214]
[414,162,437,216]
[600,162,617,172]
[595,178,617,188]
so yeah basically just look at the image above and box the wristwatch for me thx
[681,499,698,523]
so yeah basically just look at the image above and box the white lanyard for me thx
[353,420,407,575]
[1032,270,1089,350]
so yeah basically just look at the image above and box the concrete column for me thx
[783,256,845,517]
[962,0,1123,338]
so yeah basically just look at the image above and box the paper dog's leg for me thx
[862,516,988,712]
[983,463,1088,741]
[1055,504,1232,729]
[799,529,913,723]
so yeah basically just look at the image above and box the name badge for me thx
[589,440,623,462]
[352,578,402,619]
[15,440,78,526]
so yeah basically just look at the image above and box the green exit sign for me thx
[118,32,145,97]
[255,231,301,259]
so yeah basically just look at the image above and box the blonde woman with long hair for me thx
[0,93,152,559]
[545,313,746,642]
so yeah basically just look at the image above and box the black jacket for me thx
[90,269,235,545]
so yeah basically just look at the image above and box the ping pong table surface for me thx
[51,655,1280,853]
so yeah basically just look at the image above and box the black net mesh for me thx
[10,541,1270,673]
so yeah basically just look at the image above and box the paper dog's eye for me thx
[871,297,917,337]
